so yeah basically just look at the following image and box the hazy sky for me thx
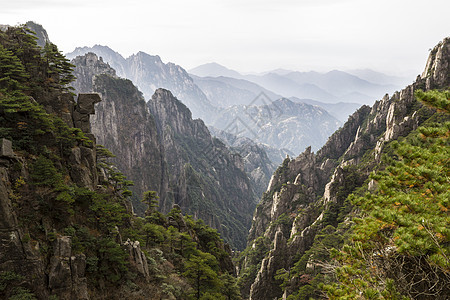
[1,0,449,78]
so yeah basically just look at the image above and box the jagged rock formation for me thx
[72,53,168,213]
[148,88,257,249]
[191,74,281,107]
[239,37,450,300]
[71,53,257,249]
[0,91,149,299]
[67,45,217,123]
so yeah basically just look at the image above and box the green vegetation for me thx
[324,90,450,299]
[0,25,241,299]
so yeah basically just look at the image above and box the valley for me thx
[0,20,448,300]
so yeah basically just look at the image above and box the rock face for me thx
[48,237,89,299]
[71,53,257,249]
[0,88,161,299]
[72,53,168,212]
[209,128,284,198]
[240,37,450,300]
[67,45,216,123]
[0,158,49,299]
[71,53,117,93]
[148,88,257,249]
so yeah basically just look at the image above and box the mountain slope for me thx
[189,62,243,78]
[238,37,450,300]
[285,69,398,100]
[0,25,240,300]
[191,75,281,107]
[289,97,361,123]
[147,89,257,249]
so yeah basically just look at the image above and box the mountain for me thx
[71,53,169,214]
[67,45,128,76]
[25,21,51,47]
[191,72,361,123]
[71,52,257,249]
[209,127,290,198]
[284,69,399,102]
[190,63,404,105]
[66,46,217,123]
[210,98,341,155]
[346,68,411,86]
[189,62,243,78]
[244,72,341,103]
[237,37,450,300]
[289,97,361,123]
[191,75,281,107]
[0,25,239,300]
[147,89,257,249]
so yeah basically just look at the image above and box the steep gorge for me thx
[71,53,257,249]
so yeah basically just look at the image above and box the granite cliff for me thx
[71,53,257,249]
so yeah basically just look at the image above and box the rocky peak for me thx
[25,21,50,47]
[148,88,195,135]
[147,88,257,249]
[71,52,117,94]
[422,37,450,89]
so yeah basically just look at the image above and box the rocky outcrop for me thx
[124,239,150,280]
[72,53,168,212]
[25,21,51,47]
[422,37,450,89]
[0,157,49,299]
[71,53,117,94]
[73,93,101,134]
[241,37,450,299]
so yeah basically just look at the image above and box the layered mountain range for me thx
[190,62,408,105]
[67,46,216,123]
[1,21,448,300]
[210,97,341,154]
[66,45,366,156]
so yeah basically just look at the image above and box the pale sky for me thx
[1,0,449,78]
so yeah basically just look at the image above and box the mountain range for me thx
[66,45,217,123]
[65,45,350,156]
[209,98,341,154]
[189,62,408,105]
